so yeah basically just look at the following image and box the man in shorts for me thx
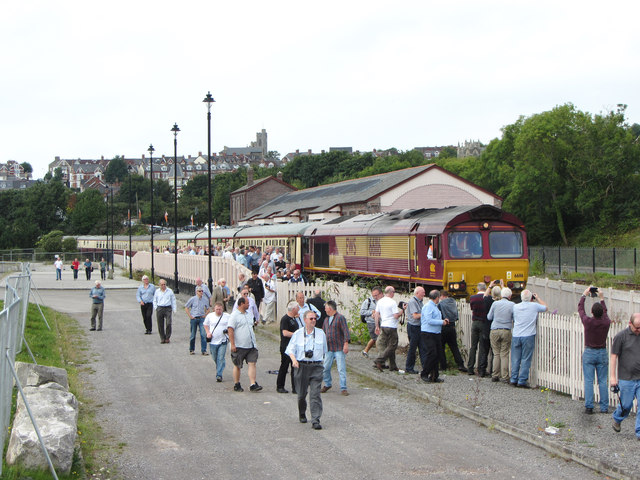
[360,287,383,358]
[227,297,262,392]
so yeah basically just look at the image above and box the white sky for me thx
[2,0,639,178]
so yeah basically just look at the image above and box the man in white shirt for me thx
[228,297,262,392]
[204,302,231,382]
[373,286,406,372]
[153,279,177,344]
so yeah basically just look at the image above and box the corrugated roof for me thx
[243,165,434,220]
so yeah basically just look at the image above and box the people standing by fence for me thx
[510,290,547,388]
[488,287,514,383]
[578,286,611,414]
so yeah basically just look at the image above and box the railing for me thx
[529,246,638,276]
[0,264,59,478]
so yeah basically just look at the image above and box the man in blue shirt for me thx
[153,279,177,344]
[286,310,328,430]
[420,290,448,383]
[89,280,106,331]
[185,286,210,355]
[136,275,155,334]
[511,290,547,388]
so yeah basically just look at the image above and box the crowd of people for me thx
[81,252,640,438]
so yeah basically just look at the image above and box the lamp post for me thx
[148,144,155,283]
[128,165,133,279]
[104,192,109,266]
[109,185,114,279]
[203,91,215,293]
[171,123,180,294]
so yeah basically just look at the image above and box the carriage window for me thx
[489,232,523,258]
[448,232,482,258]
[425,235,438,260]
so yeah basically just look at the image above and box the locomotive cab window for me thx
[489,231,523,258]
[425,235,438,260]
[448,232,482,258]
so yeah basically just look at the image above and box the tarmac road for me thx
[27,273,607,480]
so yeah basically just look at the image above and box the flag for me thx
[128,209,131,221]
[190,215,194,226]
[164,211,168,222]
[138,209,141,220]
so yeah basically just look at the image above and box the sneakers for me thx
[312,422,322,430]
[190,351,195,355]
[405,369,419,374]
[202,352,208,356]
[341,390,349,396]
[234,383,243,392]
[361,350,369,358]
[250,383,263,392]
[277,387,289,394]
[216,376,222,382]
[320,385,331,393]
[299,414,307,424]
[584,407,594,414]
[613,420,621,432]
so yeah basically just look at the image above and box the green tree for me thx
[20,162,33,174]
[62,237,77,252]
[438,146,457,159]
[36,230,64,253]
[68,189,107,234]
[105,156,128,183]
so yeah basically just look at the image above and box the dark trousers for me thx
[295,363,323,424]
[420,332,442,380]
[277,352,296,392]
[73,268,78,280]
[85,268,91,280]
[141,303,153,332]
[375,327,398,370]
[405,323,427,371]
[156,306,172,341]
[440,324,465,370]
[467,320,491,373]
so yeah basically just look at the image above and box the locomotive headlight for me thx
[481,222,490,230]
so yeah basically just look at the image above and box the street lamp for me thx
[128,165,134,279]
[171,123,180,294]
[203,91,215,293]
[148,143,155,283]
[104,192,109,266]
[109,185,114,279]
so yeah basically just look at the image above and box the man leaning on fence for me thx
[578,286,611,414]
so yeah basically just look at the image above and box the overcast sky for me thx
[2,1,639,179]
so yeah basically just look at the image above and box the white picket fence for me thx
[120,253,631,408]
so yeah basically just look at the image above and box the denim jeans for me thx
[405,323,425,371]
[510,335,535,385]
[582,347,609,411]
[56,268,62,280]
[613,379,640,437]
[209,341,227,378]
[189,316,206,353]
[323,350,347,391]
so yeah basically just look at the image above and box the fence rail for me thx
[530,246,638,276]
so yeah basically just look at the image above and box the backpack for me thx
[360,298,372,324]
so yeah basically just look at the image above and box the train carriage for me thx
[304,204,528,297]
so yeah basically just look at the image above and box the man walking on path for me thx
[373,286,405,372]
[610,313,640,437]
[578,286,611,414]
[136,275,155,334]
[286,310,328,430]
[321,301,350,396]
[185,286,210,355]
[228,297,262,392]
[89,280,105,331]
[204,302,230,382]
[153,279,177,344]
[360,287,382,359]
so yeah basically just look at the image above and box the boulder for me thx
[6,385,78,474]
[15,361,69,390]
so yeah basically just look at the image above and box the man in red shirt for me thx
[578,286,611,414]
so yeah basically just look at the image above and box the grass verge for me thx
[1,301,113,479]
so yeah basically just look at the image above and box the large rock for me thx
[6,384,78,474]
[15,361,69,390]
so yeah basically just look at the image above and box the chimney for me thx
[247,167,254,186]
[198,151,202,156]
[101,156,104,160]
[295,149,299,154]
[321,150,325,154]
[308,149,312,155]
[277,171,283,180]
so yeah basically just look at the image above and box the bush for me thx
[35,230,64,253]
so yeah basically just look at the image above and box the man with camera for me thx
[420,290,448,383]
[510,290,547,388]
[277,302,302,394]
[204,302,230,382]
[373,286,406,372]
[610,312,640,436]
[286,310,328,430]
[578,286,611,414]
[438,290,467,372]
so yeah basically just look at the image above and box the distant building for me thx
[221,129,268,158]
[413,146,452,159]
[229,168,297,225]
[457,140,486,158]
[238,164,501,225]
[0,160,31,181]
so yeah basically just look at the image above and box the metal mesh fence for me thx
[529,246,638,276]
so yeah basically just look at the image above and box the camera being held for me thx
[305,350,314,358]
[582,285,603,300]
